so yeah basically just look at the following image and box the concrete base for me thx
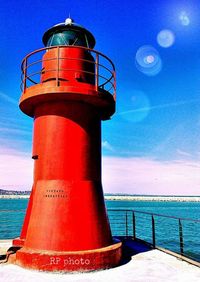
[1,238,200,282]
[15,239,122,272]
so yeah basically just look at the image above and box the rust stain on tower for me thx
[13,17,122,272]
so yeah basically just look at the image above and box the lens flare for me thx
[157,30,175,48]
[179,11,190,26]
[135,45,162,76]
[118,90,150,123]
[144,55,155,64]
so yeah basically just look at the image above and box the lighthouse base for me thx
[15,239,122,272]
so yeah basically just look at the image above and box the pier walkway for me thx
[0,239,200,282]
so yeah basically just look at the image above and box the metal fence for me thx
[20,45,116,97]
[0,207,199,263]
[107,209,200,263]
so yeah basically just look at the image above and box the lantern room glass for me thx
[46,30,90,47]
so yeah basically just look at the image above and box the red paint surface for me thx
[41,48,95,84]
[16,240,122,272]
[15,46,121,271]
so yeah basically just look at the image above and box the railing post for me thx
[113,71,116,100]
[179,219,184,255]
[56,46,60,86]
[132,212,136,240]
[125,211,128,238]
[152,215,156,248]
[23,58,27,92]
[95,53,99,91]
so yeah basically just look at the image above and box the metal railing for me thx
[0,207,199,263]
[20,45,116,98]
[107,209,200,263]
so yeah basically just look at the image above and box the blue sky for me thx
[0,0,200,195]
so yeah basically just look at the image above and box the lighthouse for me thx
[15,18,122,272]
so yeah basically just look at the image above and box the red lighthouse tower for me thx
[15,18,122,271]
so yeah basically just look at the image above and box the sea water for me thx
[0,199,199,261]
[106,200,200,219]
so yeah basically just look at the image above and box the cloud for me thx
[0,91,18,105]
[102,141,114,152]
[102,156,200,195]
[0,127,31,136]
[1,146,199,196]
[177,149,192,158]
[0,146,33,190]
[117,99,200,116]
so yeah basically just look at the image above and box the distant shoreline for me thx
[105,195,200,202]
[0,195,30,199]
[1,194,200,202]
